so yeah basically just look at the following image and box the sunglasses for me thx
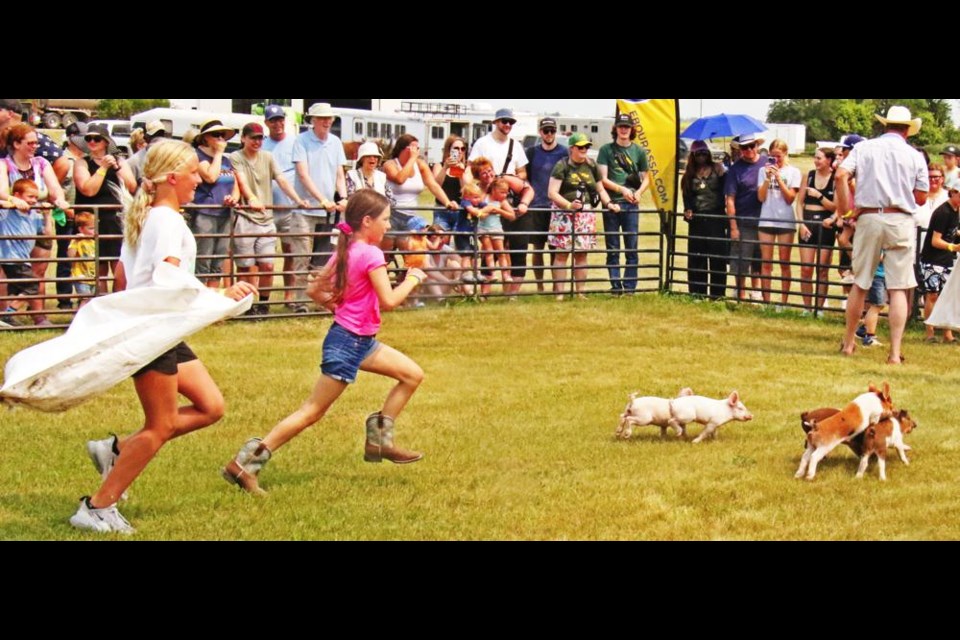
[499,120,516,126]
[84,136,105,143]
[541,128,557,134]
[574,145,592,151]
[740,142,757,150]
[207,132,228,139]
[451,145,465,150]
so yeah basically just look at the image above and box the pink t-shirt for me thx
[326,241,386,335]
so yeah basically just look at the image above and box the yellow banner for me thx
[615,99,679,213]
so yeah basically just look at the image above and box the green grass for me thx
[2,294,958,540]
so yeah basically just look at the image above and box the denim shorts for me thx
[867,273,887,306]
[433,209,459,232]
[320,322,381,384]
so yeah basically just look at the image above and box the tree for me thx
[96,99,169,119]
[766,99,956,146]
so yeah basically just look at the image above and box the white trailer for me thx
[760,123,806,154]
[130,107,266,144]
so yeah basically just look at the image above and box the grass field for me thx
[2,292,958,540]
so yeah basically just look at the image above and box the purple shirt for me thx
[724,158,763,228]
[326,241,387,336]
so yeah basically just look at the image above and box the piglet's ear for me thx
[868,382,878,394]
[728,391,739,405]
[882,381,891,401]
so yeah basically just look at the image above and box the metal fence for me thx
[665,210,928,317]
[2,201,930,331]
[0,203,667,330]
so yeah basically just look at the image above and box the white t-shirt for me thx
[469,133,528,175]
[120,206,197,290]
[757,164,801,231]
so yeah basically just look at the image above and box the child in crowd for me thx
[461,180,513,294]
[0,179,53,326]
[857,256,886,347]
[66,212,97,307]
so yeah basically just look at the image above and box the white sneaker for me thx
[99,504,136,534]
[69,497,135,534]
[87,435,128,501]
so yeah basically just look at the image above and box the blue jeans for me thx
[602,204,639,291]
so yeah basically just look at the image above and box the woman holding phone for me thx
[756,138,801,308]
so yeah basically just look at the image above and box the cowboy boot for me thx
[221,437,271,495]
[364,412,423,464]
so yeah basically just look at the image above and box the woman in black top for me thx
[73,122,137,294]
[919,187,960,342]
[431,135,467,247]
[681,140,727,298]
[796,147,838,311]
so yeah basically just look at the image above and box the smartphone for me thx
[450,149,460,161]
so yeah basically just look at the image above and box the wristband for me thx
[410,274,422,285]
[96,168,107,177]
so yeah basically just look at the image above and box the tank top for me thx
[389,157,424,214]
[3,156,50,201]
[75,158,121,209]
[803,169,835,208]
[435,172,461,205]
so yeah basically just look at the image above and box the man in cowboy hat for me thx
[836,105,929,364]
[724,132,766,300]
[290,102,347,309]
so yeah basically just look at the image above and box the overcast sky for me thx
[415,99,775,121]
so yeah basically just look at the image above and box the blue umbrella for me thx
[680,113,767,140]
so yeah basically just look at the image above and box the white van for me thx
[129,108,267,149]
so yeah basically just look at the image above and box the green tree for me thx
[96,99,169,119]
[768,99,956,146]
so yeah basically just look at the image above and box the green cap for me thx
[568,132,591,147]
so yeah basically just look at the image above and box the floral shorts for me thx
[547,209,597,251]
[920,262,953,295]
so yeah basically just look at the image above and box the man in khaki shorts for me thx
[836,106,929,364]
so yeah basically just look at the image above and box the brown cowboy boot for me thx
[221,438,271,495]
[364,412,423,464]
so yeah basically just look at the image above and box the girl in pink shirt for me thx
[222,190,428,494]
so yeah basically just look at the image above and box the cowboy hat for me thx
[875,106,921,137]
[196,119,237,146]
[305,102,337,120]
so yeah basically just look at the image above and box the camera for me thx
[766,156,778,166]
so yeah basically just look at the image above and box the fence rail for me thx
[0,203,928,330]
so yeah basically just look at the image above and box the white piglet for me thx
[668,391,753,443]
[617,387,694,439]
